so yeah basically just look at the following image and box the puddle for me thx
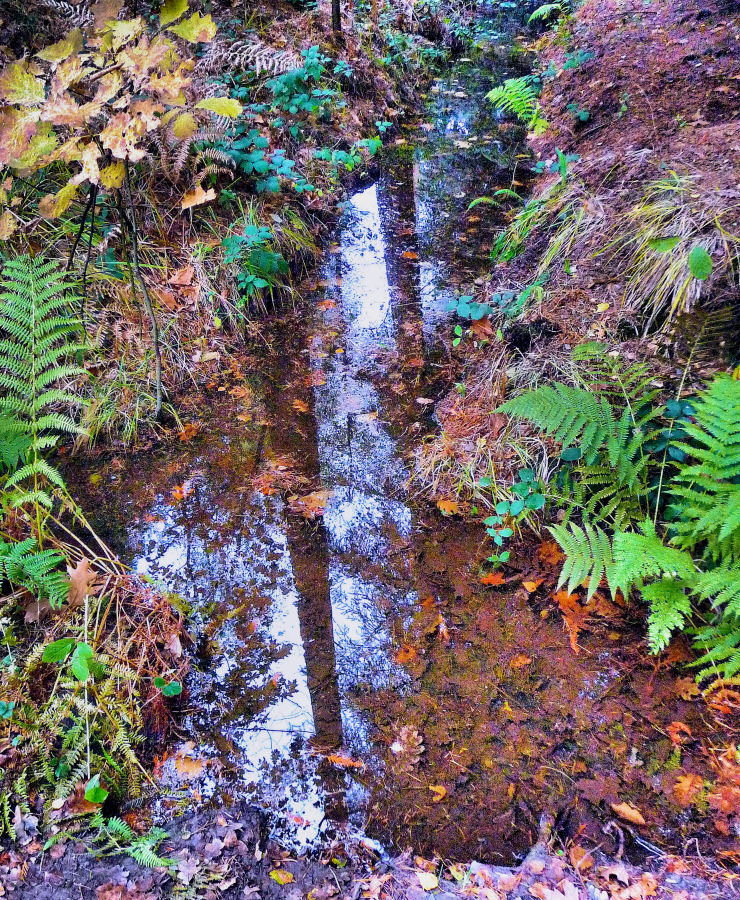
[65,42,723,867]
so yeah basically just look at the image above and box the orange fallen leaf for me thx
[270,869,294,886]
[538,540,565,566]
[522,578,543,593]
[667,721,692,745]
[510,654,531,669]
[395,644,418,664]
[174,753,205,779]
[569,845,593,871]
[317,298,336,310]
[168,265,194,286]
[610,801,646,826]
[181,185,216,210]
[326,754,364,769]
[401,250,419,259]
[292,399,309,413]
[437,498,459,515]
[481,572,505,586]
[179,422,201,442]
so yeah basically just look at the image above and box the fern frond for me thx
[641,578,692,652]
[612,519,695,594]
[549,520,618,598]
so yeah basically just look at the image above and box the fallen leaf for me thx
[169,265,194,286]
[538,541,565,566]
[417,872,438,891]
[436,498,459,516]
[270,870,294,886]
[289,489,332,519]
[674,773,703,807]
[67,558,99,608]
[395,644,418,664]
[510,654,532,669]
[481,572,505,586]
[675,677,700,701]
[178,422,200,442]
[569,845,593,871]
[174,753,205,779]
[610,801,646,826]
[292,399,309,413]
[181,185,216,210]
[522,578,543,593]
[428,784,447,802]
[667,721,692,745]
[401,250,419,260]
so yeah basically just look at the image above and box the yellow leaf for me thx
[0,61,45,107]
[159,0,188,26]
[0,210,17,241]
[99,161,125,190]
[417,872,438,892]
[610,801,646,826]
[270,869,294,886]
[171,112,198,139]
[510,654,531,669]
[36,29,84,63]
[38,182,78,219]
[428,785,447,803]
[195,97,243,118]
[436,498,458,516]
[168,12,217,43]
[596,302,609,313]
[181,185,216,210]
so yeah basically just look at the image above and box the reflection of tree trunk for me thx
[377,154,426,386]
[265,321,347,821]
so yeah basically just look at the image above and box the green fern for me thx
[0,255,86,509]
[0,538,69,609]
[528,2,565,23]
[487,77,548,133]
[549,520,617,599]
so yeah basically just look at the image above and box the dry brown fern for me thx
[198,37,303,77]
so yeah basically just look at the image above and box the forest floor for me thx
[1,0,740,898]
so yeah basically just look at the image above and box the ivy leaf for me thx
[195,97,242,118]
[168,12,217,43]
[42,638,74,663]
[648,236,680,253]
[688,246,712,280]
[84,774,109,806]
[159,0,188,26]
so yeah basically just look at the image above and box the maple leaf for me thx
[553,589,589,653]
[181,185,216,210]
[436,498,459,515]
[481,572,505,586]
[120,35,170,87]
[674,676,700,701]
[522,578,543,593]
[99,162,125,189]
[168,12,218,43]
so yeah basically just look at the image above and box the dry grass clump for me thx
[604,171,740,331]
[412,350,549,506]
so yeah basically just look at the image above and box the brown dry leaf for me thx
[174,753,205,779]
[481,572,505,586]
[599,863,630,885]
[181,185,216,210]
[401,250,419,260]
[674,677,700,701]
[471,318,494,339]
[610,801,646,826]
[436,498,459,516]
[292,399,309,413]
[553,590,589,653]
[168,265,194,286]
[510,654,532,670]
[178,422,200,442]
[428,784,447,803]
[667,721,692,745]
[67,558,99,608]
[290,489,332,519]
[317,298,336,310]
[165,632,183,657]
[674,773,703,807]
[569,845,593,871]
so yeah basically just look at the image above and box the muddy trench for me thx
[65,50,724,869]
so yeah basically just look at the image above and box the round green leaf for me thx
[688,246,712,280]
[84,774,109,806]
